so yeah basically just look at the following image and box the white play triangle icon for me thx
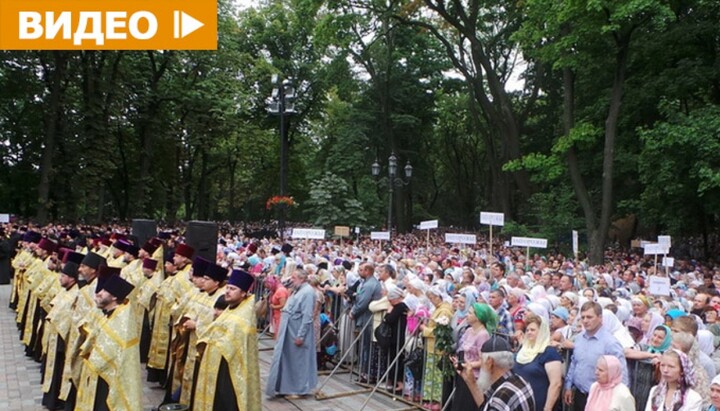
[173,11,204,39]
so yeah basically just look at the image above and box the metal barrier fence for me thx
[627,358,657,411]
[259,282,661,411]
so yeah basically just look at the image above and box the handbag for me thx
[374,322,394,349]
[254,297,268,320]
[405,346,425,379]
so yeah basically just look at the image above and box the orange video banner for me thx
[0,0,217,50]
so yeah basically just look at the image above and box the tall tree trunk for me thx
[565,34,630,264]
[36,52,67,224]
[132,51,172,217]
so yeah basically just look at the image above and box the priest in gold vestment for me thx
[192,269,260,411]
[41,252,82,410]
[76,273,141,411]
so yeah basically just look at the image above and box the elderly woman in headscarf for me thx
[709,374,720,411]
[582,287,599,302]
[585,355,635,411]
[508,287,528,336]
[623,324,673,410]
[450,303,495,411]
[513,313,563,411]
[638,312,667,344]
[381,285,408,393]
[646,349,703,411]
[628,295,652,331]
[627,324,673,359]
[576,270,593,290]
[406,277,430,313]
[419,286,453,411]
[560,291,579,310]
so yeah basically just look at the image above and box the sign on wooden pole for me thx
[480,212,505,267]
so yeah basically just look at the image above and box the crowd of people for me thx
[5,221,720,411]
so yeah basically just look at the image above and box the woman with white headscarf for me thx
[513,313,563,411]
[698,330,715,357]
[560,291,579,310]
[526,302,550,323]
[709,374,720,411]
[530,285,548,303]
[615,303,632,324]
[582,287,599,302]
[602,273,614,290]
[602,309,635,349]
[640,312,666,345]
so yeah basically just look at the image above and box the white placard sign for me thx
[648,275,671,296]
[640,240,652,248]
[662,257,675,267]
[354,227,360,234]
[643,243,669,255]
[419,219,438,230]
[480,212,505,226]
[370,231,391,241]
[658,235,672,249]
[291,228,326,239]
[572,230,579,255]
[511,237,548,248]
[445,233,477,245]
[504,241,510,247]
[0,214,9,223]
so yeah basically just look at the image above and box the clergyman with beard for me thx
[457,336,535,411]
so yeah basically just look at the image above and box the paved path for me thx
[0,284,418,410]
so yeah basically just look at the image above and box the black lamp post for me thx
[268,75,296,240]
[372,151,412,231]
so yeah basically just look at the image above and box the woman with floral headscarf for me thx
[646,349,703,411]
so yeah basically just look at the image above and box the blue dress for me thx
[512,346,562,411]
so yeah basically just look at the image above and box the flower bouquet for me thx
[265,195,297,210]
[433,315,455,379]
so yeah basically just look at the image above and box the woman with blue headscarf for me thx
[625,325,673,411]
[626,325,672,360]
[451,287,478,343]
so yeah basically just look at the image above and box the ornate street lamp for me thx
[268,75,296,240]
[372,151,412,231]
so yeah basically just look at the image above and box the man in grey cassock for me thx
[351,263,382,380]
[266,268,318,399]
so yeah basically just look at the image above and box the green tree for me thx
[638,105,720,256]
[514,0,674,263]
[305,172,368,227]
